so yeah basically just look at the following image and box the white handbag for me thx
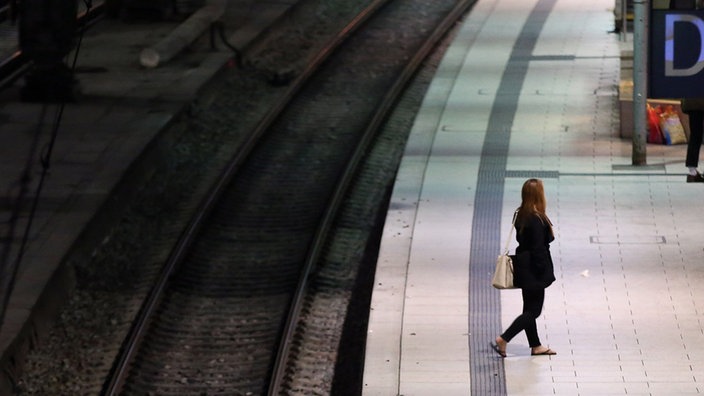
[492,210,518,289]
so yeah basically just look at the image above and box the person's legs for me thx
[500,289,544,346]
[494,289,555,356]
[520,289,545,347]
[686,111,704,169]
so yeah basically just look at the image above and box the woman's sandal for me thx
[531,348,556,356]
[490,342,507,357]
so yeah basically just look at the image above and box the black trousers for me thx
[687,111,704,168]
[501,288,545,348]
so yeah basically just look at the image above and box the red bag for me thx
[647,104,663,144]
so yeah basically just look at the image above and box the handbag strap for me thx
[502,209,519,254]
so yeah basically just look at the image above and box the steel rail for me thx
[99,1,393,394]
[265,0,479,393]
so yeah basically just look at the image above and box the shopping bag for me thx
[660,105,687,145]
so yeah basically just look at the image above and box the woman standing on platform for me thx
[491,178,557,357]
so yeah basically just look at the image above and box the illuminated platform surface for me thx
[363,0,703,395]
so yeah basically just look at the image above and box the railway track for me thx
[99,0,477,395]
[8,0,476,394]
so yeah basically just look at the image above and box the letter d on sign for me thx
[665,14,704,76]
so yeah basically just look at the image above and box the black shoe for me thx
[687,172,704,183]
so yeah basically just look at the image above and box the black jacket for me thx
[513,213,556,290]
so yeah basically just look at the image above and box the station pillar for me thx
[633,0,649,165]
[18,0,78,102]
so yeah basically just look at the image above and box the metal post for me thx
[632,0,648,165]
[622,0,628,41]
[18,0,78,102]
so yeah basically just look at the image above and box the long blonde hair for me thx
[516,178,553,235]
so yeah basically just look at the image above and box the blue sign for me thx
[650,10,704,98]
